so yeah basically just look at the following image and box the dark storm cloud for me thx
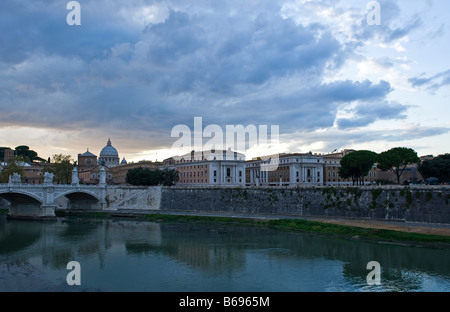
[0,0,415,151]
[0,0,138,64]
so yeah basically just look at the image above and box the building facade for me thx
[0,147,15,163]
[376,164,423,185]
[77,149,97,171]
[78,165,114,185]
[323,150,378,186]
[175,150,246,186]
[246,153,324,186]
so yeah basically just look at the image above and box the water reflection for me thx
[0,216,449,292]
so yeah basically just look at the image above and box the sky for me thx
[0,0,449,163]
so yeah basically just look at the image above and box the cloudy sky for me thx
[0,0,449,162]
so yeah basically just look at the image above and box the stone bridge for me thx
[0,183,108,220]
[0,167,108,220]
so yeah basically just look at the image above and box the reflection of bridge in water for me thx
[0,184,107,220]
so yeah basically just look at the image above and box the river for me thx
[0,215,449,292]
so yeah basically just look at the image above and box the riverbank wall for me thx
[104,186,450,224]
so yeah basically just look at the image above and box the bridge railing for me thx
[0,183,105,188]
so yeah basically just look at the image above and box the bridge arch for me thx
[0,190,47,219]
[55,190,101,202]
[0,190,44,205]
[55,190,102,210]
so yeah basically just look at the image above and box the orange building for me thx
[323,150,377,186]
[0,147,15,163]
[22,162,53,184]
[77,149,98,171]
[78,165,114,185]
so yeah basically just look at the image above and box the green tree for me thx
[419,154,450,183]
[338,150,378,185]
[160,169,179,186]
[14,146,46,163]
[44,154,73,184]
[125,167,179,186]
[377,147,420,185]
[126,167,159,186]
[0,156,27,183]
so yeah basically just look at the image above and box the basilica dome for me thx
[100,139,118,157]
[99,139,120,167]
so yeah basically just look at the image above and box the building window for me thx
[214,170,217,177]
[227,168,231,177]
[239,171,242,177]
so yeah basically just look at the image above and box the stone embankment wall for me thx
[105,186,162,210]
[4,185,446,224]
[159,186,450,224]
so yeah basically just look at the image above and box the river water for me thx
[0,215,449,292]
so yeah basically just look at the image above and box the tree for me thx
[338,150,378,185]
[419,154,450,183]
[125,167,179,186]
[377,147,420,185]
[0,156,27,183]
[126,167,159,186]
[44,154,73,184]
[15,145,46,163]
[160,169,179,186]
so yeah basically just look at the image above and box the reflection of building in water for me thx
[175,245,211,268]
[38,220,162,269]
[164,243,246,274]
[158,224,246,273]
[2,217,450,292]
